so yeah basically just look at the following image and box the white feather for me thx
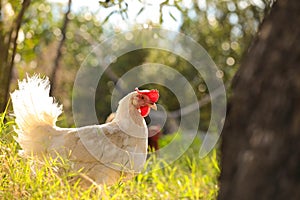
[11,75,62,154]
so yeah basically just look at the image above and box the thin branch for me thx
[50,0,72,95]
[8,0,31,71]
[159,0,169,24]
[151,85,225,119]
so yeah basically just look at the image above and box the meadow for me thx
[0,106,219,200]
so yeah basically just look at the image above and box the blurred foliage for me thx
[7,0,272,130]
[136,0,270,131]
[96,49,148,123]
[12,1,103,124]
[180,0,267,83]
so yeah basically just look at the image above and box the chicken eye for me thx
[141,96,144,100]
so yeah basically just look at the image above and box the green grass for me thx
[0,110,219,199]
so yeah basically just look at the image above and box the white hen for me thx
[11,75,159,186]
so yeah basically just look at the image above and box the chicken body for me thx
[11,75,158,186]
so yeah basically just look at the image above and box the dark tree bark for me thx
[0,0,31,112]
[219,0,300,199]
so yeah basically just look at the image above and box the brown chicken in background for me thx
[148,125,161,151]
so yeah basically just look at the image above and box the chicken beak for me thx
[149,103,157,110]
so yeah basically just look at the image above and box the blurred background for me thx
[0,0,272,132]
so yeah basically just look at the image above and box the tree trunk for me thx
[0,0,10,112]
[0,0,31,112]
[218,0,300,199]
[0,42,10,112]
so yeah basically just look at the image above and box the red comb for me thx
[135,88,159,103]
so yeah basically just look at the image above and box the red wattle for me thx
[139,106,150,117]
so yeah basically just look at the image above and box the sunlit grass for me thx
[0,110,219,199]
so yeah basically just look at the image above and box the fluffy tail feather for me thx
[11,75,62,155]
